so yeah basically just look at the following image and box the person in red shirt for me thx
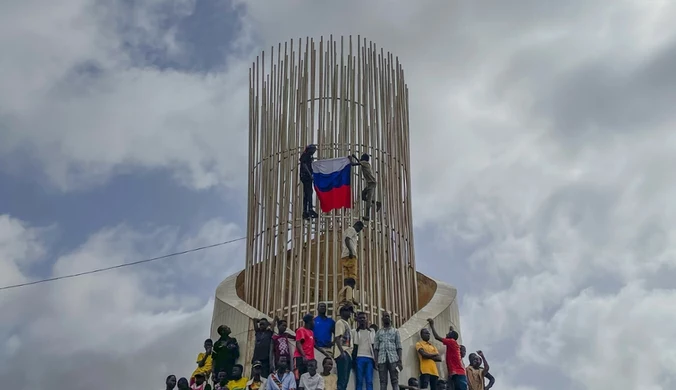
[294,314,330,380]
[427,319,467,390]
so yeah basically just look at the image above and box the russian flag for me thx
[312,157,352,213]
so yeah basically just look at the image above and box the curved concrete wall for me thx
[212,270,460,386]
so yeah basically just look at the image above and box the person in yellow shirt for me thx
[227,364,250,390]
[415,329,441,390]
[192,339,214,385]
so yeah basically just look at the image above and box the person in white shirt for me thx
[352,311,376,390]
[299,360,325,390]
[339,221,364,305]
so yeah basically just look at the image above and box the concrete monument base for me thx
[211,270,461,388]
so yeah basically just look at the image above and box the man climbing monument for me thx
[339,221,364,305]
[349,154,381,221]
[300,145,319,220]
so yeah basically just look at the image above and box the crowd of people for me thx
[163,304,495,390]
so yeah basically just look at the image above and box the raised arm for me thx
[478,350,490,374]
[426,319,443,342]
[485,372,495,390]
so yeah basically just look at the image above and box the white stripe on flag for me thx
[311,157,350,175]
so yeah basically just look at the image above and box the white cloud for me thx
[3,0,676,389]
[0,214,243,389]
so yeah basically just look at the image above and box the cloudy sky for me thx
[2,0,676,389]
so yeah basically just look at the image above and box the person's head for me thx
[354,221,364,233]
[420,328,431,342]
[382,311,391,327]
[277,319,288,334]
[307,359,318,375]
[460,345,466,358]
[258,318,270,331]
[360,153,369,162]
[204,338,213,353]
[339,304,352,320]
[446,329,459,340]
[277,356,289,371]
[469,353,481,368]
[232,364,244,380]
[317,302,327,316]
[408,378,419,388]
[369,324,379,332]
[252,361,263,377]
[303,313,314,330]
[305,144,317,155]
[218,371,228,384]
[437,380,447,390]
[322,357,334,373]
[194,374,206,386]
[357,312,368,328]
[177,377,189,390]
[166,375,177,389]
[218,325,231,336]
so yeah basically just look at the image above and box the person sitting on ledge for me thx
[398,378,420,390]
[227,364,249,390]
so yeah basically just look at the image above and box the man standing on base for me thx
[427,319,466,390]
[349,154,382,222]
[339,221,364,305]
[374,312,403,390]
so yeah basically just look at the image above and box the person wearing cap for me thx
[349,153,382,221]
[333,305,354,390]
[227,364,249,390]
[246,361,268,390]
[300,144,319,220]
[339,221,364,305]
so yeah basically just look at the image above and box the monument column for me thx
[244,36,418,328]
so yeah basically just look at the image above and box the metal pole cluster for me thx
[245,35,418,328]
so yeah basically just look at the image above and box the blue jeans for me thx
[355,357,374,390]
[450,374,467,390]
[336,353,352,390]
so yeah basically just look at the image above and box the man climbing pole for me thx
[300,145,319,220]
[349,154,382,221]
[338,221,364,306]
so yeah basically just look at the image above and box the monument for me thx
[211,36,461,384]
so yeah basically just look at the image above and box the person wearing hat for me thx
[246,361,268,390]
[349,153,382,222]
[300,144,319,220]
[333,304,354,390]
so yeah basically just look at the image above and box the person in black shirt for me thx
[252,317,274,377]
[299,144,318,220]
[213,325,240,383]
